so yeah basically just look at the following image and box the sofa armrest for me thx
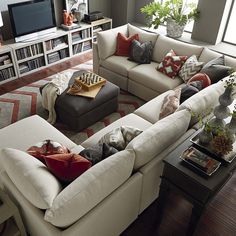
[92,42,99,74]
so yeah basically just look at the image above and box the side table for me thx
[158,136,236,236]
[0,189,27,236]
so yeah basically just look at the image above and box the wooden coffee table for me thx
[157,134,236,236]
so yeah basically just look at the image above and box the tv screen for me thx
[8,0,56,39]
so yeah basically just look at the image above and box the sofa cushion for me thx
[129,39,153,64]
[44,153,92,183]
[100,55,138,77]
[177,80,225,126]
[97,25,128,60]
[179,55,204,82]
[198,47,222,64]
[1,148,62,209]
[81,114,152,148]
[152,35,203,63]
[128,24,158,47]
[225,56,236,71]
[126,110,191,170]
[129,62,183,94]
[0,115,76,151]
[115,32,139,57]
[157,49,188,79]
[180,84,200,103]
[187,73,211,88]
[44,149,135,227]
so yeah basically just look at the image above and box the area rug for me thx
[0,60,145,144]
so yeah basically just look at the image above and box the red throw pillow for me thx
[157,49,188,79]
[187,73,211,88]
[115,33,139,57]
[44,153,92,183]
[27,140,69,163]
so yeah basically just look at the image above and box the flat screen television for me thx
[8,0,57,42]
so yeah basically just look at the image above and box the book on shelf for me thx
[0,67,15,81]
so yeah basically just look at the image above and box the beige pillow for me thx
[159,88,181,119]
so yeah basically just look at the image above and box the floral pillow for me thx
[157,49,188,79]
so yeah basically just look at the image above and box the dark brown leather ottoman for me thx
[55,73,120,131]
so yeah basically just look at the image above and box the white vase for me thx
[166,19,185,38]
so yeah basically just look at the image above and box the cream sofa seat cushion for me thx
[177,80,225,126]
[134,90,174,124]
[127,109,191,170]
[1,148,62,209]
[129,62,183,94]
[81,113,152,148]
[44,149,135,228]
[128,24,158,47]
[100,55,138,77]
[97,25,128,60]
[152,35,203,63]
[0,115,76,151]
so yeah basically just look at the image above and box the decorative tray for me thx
[180,146,221,176]
[190,133,236,164]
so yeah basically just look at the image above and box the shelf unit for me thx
[0,45,17,84]
[1,17,112,83]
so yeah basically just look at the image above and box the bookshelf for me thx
[1,17,112,83]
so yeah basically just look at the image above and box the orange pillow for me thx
[44,153,92,183]
[187,73,211,88]
[115,33,139,56]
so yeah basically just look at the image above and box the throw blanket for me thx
[42,71,73,124]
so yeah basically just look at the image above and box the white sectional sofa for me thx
[0,24,236,236]
[93,24,236,101]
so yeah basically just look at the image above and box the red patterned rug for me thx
[0,60,144,144]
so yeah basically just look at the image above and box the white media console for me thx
[0,18,112,84]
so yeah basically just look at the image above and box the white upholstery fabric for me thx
[152,35,203,63]
[97,25,128,60]
[70,145,85,154]
[198,47,222,64]
[127,109,191,170]
[44,149,135,227]
[1,148,62,209]
[177,80,225,126]
[225,56,236,70]
[92,42,99,74]
[134,90,173,123]
[128,24,158,46]
[100,55,138,77]
[0,115,76,151]
[81,113,152,148]
[129,62,183,93]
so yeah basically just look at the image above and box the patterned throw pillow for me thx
[121,126,143,146]
[129,39,153,64]
[115,33,139,57]
[27,140,69,163]
[157,49,188,79]
[187,73,211,88]
[44,153,92,183]
[179,55,204,82]
[159,88,182,119]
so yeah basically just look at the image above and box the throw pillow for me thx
[159,88,182,119]
[115,33,139,57]
[157,49,188,79]
[187,73,211,88]
[179,55,204,82]
[129,39,153,64]
[79,143,119,165]
[180,84,200,103]
[200,56,232,83]
[27,140,69,163]
[44,153,92,183]
[99,127,126,150]
[120,126,143,146]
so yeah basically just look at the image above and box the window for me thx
[223,0,236,45]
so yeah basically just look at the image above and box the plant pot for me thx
[198,129,213,145]
[166,19,185,38]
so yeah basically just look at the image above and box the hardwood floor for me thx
[1,53,236,236]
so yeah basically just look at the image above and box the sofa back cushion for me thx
[152,35,203,63]
[198,47,222,64]
[126,110,191,170]
[177,80,225,127]
[1,148,62,209]
[44,149,135,227]
[128,24,158,47]
[97,25,128,60]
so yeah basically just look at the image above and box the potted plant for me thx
[140,0,200,38]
